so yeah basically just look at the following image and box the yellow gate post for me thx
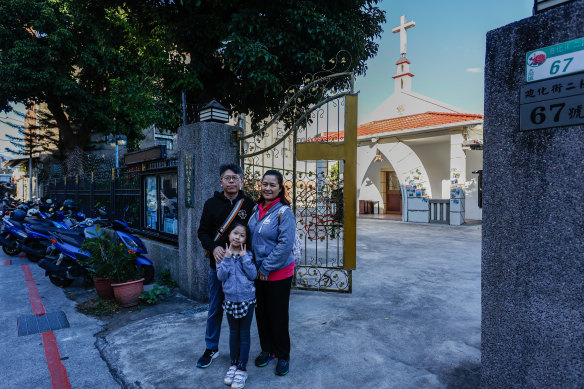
[296,94,357,270]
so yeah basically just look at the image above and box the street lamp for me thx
[106,133,127,169]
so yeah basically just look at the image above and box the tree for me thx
[124,0,386,131]
[2,107,59,159]
[0,0,192,166]
[0,0,385,162]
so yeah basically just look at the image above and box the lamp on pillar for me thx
[199,99,229,123]
[105,133,127,169]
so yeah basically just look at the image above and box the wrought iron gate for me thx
[239,52,357,293]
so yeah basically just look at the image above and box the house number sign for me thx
[526,37,584,82]
[520,72,584,131]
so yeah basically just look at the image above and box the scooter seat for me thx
[7,219,25,230]
[27,223,58,235]
[52,231,85,247]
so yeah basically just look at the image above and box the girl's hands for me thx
[240,244,247,257]
[224,243,233,258]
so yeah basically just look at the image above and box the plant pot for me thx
[111,278,144,307]
[93,277,114,300]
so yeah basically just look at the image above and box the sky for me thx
[0,103,26,159]
[1,0,535,158]
[355,0,534,119]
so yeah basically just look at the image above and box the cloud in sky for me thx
[466,67,483,73]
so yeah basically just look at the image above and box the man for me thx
[196,163,255,368]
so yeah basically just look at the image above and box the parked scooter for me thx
[38,219,155,287]
[0,209,29,257]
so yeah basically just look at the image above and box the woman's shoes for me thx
[254,351,274,367]
[275,359,289,376]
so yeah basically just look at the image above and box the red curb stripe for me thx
[2,259,11,266]
[21,264,46,316]
[42,331,72,389]
[21,264,71,389]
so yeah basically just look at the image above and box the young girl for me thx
[216,223,257,388]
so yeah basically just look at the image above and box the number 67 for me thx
[550,57,574,74]
[530,103,565,124]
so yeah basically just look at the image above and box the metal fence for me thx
[42,159,177,232]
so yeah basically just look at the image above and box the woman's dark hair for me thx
[227,222,252,249]
[257,169,291,205]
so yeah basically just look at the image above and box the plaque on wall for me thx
[520,72,584,131]
[184,153,195,208]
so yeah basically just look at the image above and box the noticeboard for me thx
[520,72,584,131]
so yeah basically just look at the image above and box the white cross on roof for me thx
[391,15,415,56]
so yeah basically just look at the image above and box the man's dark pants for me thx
[205,268,224,350]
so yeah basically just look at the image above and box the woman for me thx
[248,169,295,376]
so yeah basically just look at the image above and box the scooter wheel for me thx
[27,254,42,263]
[142,265,155,285]
[2,236,20,256]
[49,275,74,287]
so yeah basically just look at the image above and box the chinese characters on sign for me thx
[520,73,584,131]
[184,153,195,207]
[526,37,584,82]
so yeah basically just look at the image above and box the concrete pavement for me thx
[101,219,481,388]
[0,219,481,388]
[0,256,118,388]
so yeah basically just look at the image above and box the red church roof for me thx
[309,111,484,142]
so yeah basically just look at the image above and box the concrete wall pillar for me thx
[483,2,584,387]
[176,122,238,301]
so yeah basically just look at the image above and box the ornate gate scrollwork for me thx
[239,51,357,293]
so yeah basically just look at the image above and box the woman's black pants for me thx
[255,276,292,360]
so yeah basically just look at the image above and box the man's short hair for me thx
[219,164,243,177]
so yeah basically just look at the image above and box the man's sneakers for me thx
[231,369,248,389]
[223,365,237,386]
[196,349,219,368]
[275,359,289,376]
[254,351,274,367]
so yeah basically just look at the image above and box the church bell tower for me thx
[391,15,415,92]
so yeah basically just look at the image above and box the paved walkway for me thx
[101,219,481,388]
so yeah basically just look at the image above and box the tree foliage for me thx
[0,0,192,159]
[0,0,385,158]
[128,0,386,131]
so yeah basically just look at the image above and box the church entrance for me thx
[382,170,402,215]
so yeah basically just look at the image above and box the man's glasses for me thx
[222,175,241,182]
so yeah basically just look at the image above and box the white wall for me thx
[405,140,450,199]
[464,150,483,220]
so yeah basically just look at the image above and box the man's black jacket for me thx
[197,190,255,269]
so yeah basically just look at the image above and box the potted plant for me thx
[81,226,118,300]
[81,226,144,306]
[108,245,144,308]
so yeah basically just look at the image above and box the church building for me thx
[355,15,484,223]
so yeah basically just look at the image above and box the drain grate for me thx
[17,311,70,336]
